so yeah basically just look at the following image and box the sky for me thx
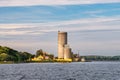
[0,0,120,56]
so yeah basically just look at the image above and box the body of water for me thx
[0,62,120,80]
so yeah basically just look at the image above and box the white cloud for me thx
[0,16,120,36]
[0,30,31,35]
[0,16,120,55]
[0,0,120,7]
[0,40,57,54]
[0,24,34,29]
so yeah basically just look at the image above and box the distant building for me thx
[64,45,72,59]
[32,55,44,61]
[32,52,53,61]
[81,57,86,62]
[58,31,72,60]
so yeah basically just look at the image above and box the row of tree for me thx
[0,45,54,62]
[36,49,54,59]
[81,56,120,61]
[2,45,120,62]
[0,46,33,62]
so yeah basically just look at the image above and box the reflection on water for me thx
[0,62,120,80]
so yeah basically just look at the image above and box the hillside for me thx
[0,46,32,62]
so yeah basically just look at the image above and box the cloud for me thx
[0,0,120,7]
[0,16,120,36]
[0,30,32,35]
[0,24,34,29]
[0,16,120,55]
[0,40,57,54]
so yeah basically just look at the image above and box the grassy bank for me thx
[0,60,72,64]
[0,61,15,64]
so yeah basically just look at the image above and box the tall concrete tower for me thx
[64,45,72,59]
[58,31,67,59]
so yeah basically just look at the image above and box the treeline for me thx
[36,49,54,59]
[81,56,120,61]
[0,46,33,62]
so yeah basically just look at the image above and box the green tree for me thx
[20,52,32,61]
[0,45,33,62]
[48,54,54,59]
[36,49,43,57]
[0,53,10,61]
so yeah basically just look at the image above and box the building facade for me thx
[58,31,72,59]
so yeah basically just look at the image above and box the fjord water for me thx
[0,62,120,80]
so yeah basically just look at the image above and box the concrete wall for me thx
[64,45,72,59]
[58,31,67,59]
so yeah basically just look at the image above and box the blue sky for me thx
[0,0,120,56]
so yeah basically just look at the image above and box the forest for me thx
[0,46,33,62]
[0,45,120,63]
[81,55,120,61]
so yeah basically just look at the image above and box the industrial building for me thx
[58,31,72,60]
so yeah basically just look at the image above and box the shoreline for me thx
[1,61,120,64]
